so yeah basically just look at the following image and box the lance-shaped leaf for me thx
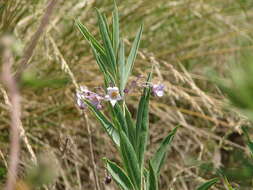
[104,159,134,190]
[125,105,136,149]
[75,20,105,56]
[90,42,115,87]
[113,104,129,136]
[96,9,117,76]
[85,100,120,146]
[122,25,143,90]
[119,40,126,94]
[147,162,158,190]
[120,130,141,190]
[135,73,152,168]
[151,127,177,175]
[196,178,219,190]
[112,1,120,53]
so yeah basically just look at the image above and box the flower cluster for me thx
[76,83,165,110]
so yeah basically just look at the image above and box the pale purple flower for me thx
[86,93,103,110]
[152,84,165,97]
[76,92,87,110]
[77,86,104,110]
[105,87,122,107]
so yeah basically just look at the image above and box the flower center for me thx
[111,91,118,99]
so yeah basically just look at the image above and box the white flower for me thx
[105,87,122,107]
[152,84,165,97]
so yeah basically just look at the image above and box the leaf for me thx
[112,1,120,53]
[75,20,105,56]
[90,42,115,86]
[85,100,120,146]
[125,105,136,149]
[119,40,126,94]
[105,159,134,190]
[113,104,128,136]
[135,73,152,168]
[151,127,177,175]
[196,178,219,190]
[148,162,158,190]
[96,9,117,76]
[119,130,141,190]
[122,25,143,90]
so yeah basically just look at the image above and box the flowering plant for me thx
[75,3,217,190]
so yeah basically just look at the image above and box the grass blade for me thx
[151,127,177,175]
[105,159,134,190]
[196,178,219,190]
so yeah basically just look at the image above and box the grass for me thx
[0,0,253,189]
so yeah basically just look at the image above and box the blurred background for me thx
[1,0,253,189]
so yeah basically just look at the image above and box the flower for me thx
[76,92,87,110]
[86,93,103,110]
[152,84,165,97]
[77,86,103,110]
[105,87,122,107]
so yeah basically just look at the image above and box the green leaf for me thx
[119,40,126,94]
[148,162,158,190]
[90,42,115,86]
[96,9,117,76]
[135,73,152,168]
[113,104,129,136]
[125,105,136,149]
[120,130,141,190]
[105,159,134,190]
[112,1,120,53]
[85,100,120,146]
[151,127,177,175]
[196,178,219,190]
[75,20,105,56]
[123,25,143,90]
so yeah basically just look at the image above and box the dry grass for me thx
[0,0,253,189]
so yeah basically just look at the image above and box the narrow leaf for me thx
[113,104,129,136]
[135,73,152,168]
[151,127,177,175]
[148,162,158,190]
[196,178,219,190]
[85,100,120,146]
[75,20,105,55]
[125,105,136,149]
[96,9,117,75]
[123,25,143,89]
[119,40,126,94]
[120,130,141,190]
[112,2,120,53]
[105,159,134,190]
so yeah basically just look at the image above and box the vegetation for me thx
[0,0,253,189]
